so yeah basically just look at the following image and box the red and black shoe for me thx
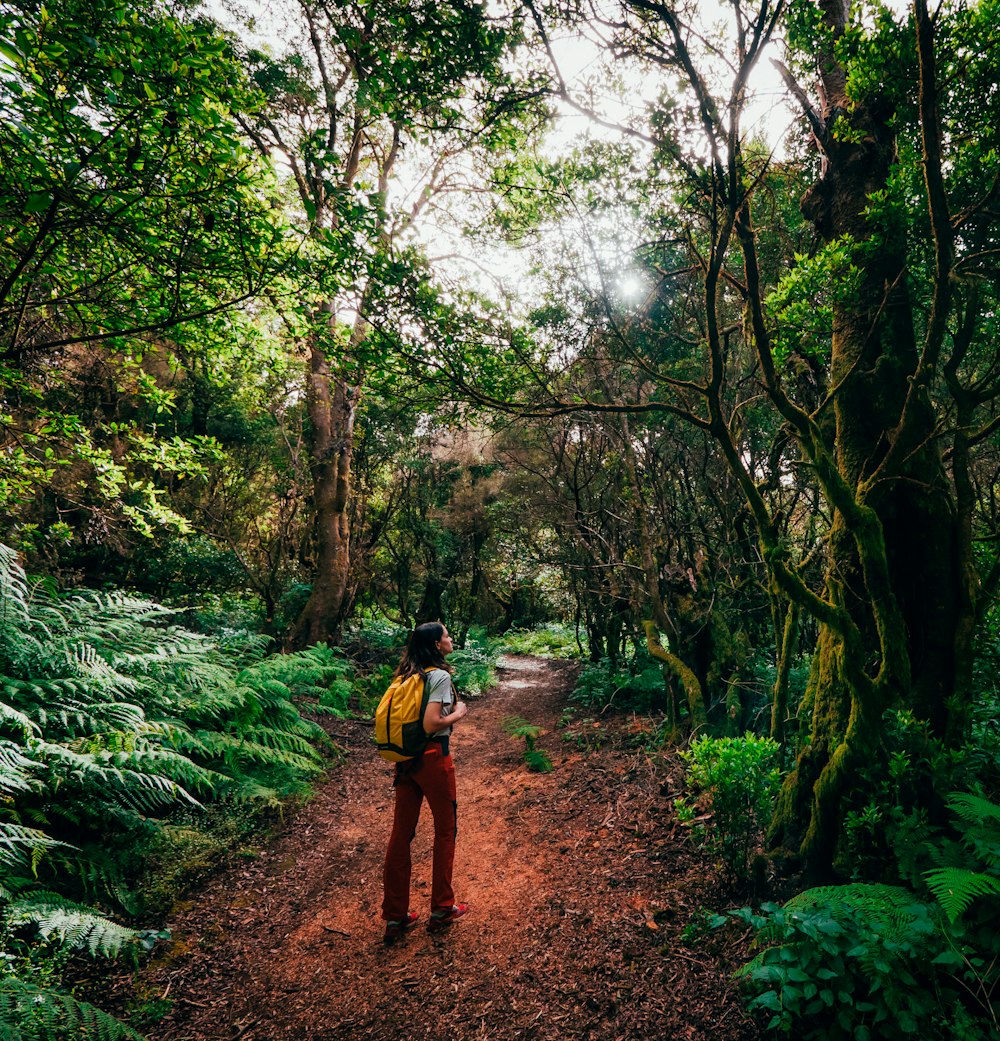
[428,903,469,932]
[383,911,420,944]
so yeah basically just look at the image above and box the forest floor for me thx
[110,656,762,1041]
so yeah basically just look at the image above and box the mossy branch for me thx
[642,621,707,732]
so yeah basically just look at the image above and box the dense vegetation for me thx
[2,0,999,1037]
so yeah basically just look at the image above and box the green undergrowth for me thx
[713,790,1000,1040]
[499,622,584,659]
[0,544,355,1039]
[677,734,782,889]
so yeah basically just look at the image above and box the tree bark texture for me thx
[767,0,962,875]
[287,336,356,648]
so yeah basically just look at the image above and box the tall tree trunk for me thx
[766,0,961,875]
[287,337,356,648]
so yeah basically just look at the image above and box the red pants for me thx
[382,744,457,921]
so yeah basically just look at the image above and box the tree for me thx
[449,0,1000,877]
[234,0,537,647]
[0,0,287,551]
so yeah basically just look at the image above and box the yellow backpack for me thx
[374,669,431,762]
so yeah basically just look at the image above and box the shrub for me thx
[734,888,947,1040]
[734,793,1000,1040]
[499,623,583,659]
[678,734,781,886]
[571,657,665,713]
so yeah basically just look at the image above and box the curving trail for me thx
[122,656,757,1041]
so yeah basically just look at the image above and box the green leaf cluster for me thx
[572,657,666,714]
[734,792,1000,1038]
[679,734,782,886]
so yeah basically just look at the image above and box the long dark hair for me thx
[395,622,452,678]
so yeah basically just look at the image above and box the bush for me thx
[734,883,995,1040]
[499,623,583,659]
[678,733,781,885]
[733,793,1000,1040]
[571,656,665,713]
[734,888,948,1040]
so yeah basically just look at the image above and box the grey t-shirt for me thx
[425,668,455,735]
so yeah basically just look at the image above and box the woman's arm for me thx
[423,699,468,734]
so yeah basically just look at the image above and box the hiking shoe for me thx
[428,904,469,932]
[383,911,420,943]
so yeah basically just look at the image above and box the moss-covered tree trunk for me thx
[765,0,961,875]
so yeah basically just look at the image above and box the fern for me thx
[919,791,1000,922]
[0,824,68,871]
[924,866,1000,923]
[0,542,333,1035]
[502,716,552,771]
[6,893,141,958]
[0,978,146,1041]
[761,882,929,947]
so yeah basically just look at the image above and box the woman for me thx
[382,621,469,942]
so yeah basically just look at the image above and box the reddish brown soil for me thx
[115,656,761,1041]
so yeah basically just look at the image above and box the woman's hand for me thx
[424,699,468,733]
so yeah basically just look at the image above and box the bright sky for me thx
[196,1,814,308]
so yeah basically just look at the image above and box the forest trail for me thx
[122,657,757,1041]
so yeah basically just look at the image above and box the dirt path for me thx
[121,656,759,1041]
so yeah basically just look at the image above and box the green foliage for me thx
[922,792,1000,928]
[734,792,1000,1039]
[766,236,862,365]
[733,888,951,1040]
[0,0,287,538]
[502,716,553,773]
[679,734,781,886]
[924,867,1000,924]
[572,657,665,714]
[350,618,409,652]
[448,636,500,699]
[839,709,991,883]
[0,977,146,1041]
[499,624,583,659]
[0,543,333,1035]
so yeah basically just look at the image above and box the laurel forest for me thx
[1,0,999,1037]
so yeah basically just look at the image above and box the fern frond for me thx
[0,741,41,796]
[0,544,31,628]
[102,749,219,796]
[947,791,1000,826]
[924,867,1000,923]
[238,727,324,761]
[32,742,201,811]
[0,822,70,870]
[0,977,146,1040]
[7,893,141,958]
[758,883,928,947]
[179,730,320,774]
[217,775,283,804]
[0,701,39,739]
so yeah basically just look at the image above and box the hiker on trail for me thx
[381,622,469,942]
